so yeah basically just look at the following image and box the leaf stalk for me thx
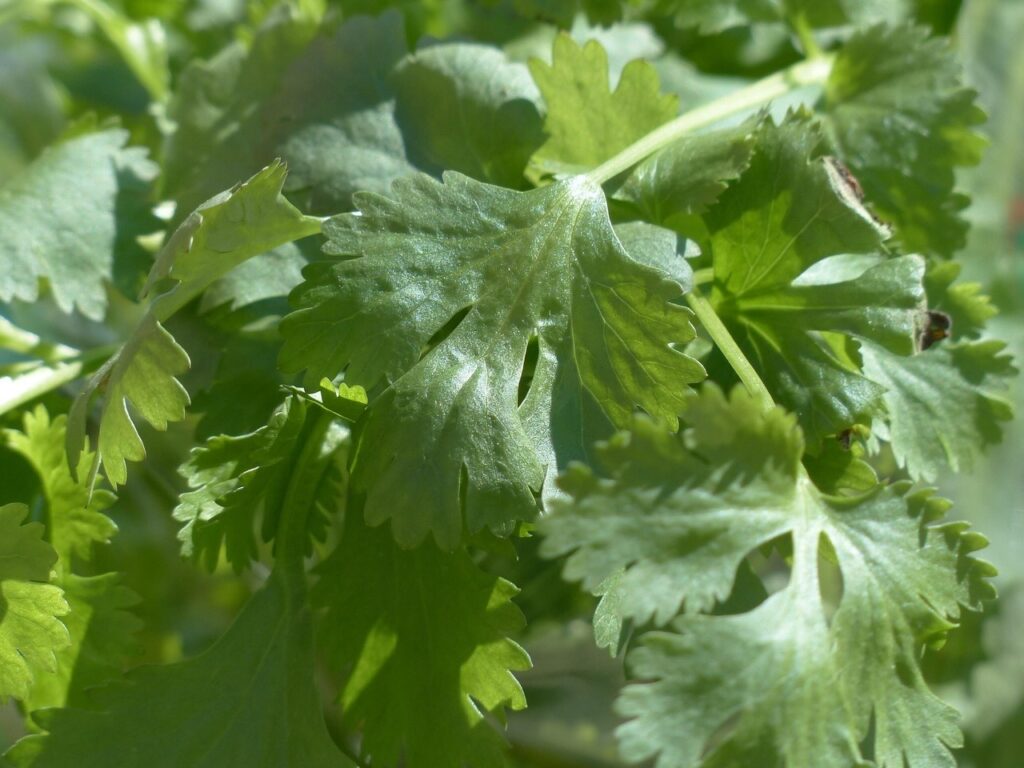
[685,288,775,413]
[587,55,833,185]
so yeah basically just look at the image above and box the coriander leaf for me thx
[0,504,69,702]
[281,173,705,549]
[21,573,141,714]
[924,260,996,339]
[314,509,530,768]
[528,34,677,179]
[821,23,987,258]
[0,128,157,320]
[542,386,802,625]
[541,387,995,767]
[861,340,1015,481]
[704,119,921,442]
[197,243,306,314]
[165,8,542,216]
[174,396,345,572]
[391,41,543,188]
[7,568,353,768]
[508,0,623,27]
[68,162,321,489]
[609,123,756,227]
[4,406,117,565]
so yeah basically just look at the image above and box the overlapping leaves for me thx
[821,23,987,257]
[541,386,995,767]
[703,118,922,442]
[314,510,530,768]
[68,161,321,489]
[174,395,347,572]
[7,567,352,768]
[281,172,704,549]
[3,407,140,714]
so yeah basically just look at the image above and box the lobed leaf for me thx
[0,127,157,320]
[822,23,987,258]
[0,504,69,702]
[704,119,922,442]
[281,172,705,549]
[528,34,677,179]
[67,162,321,489]
[542,386,996,767]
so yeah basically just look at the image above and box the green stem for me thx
[693,267,714,286]
[0,343,119,417]
[587,55,833,186]
[788,12,824,60]
[685,288,774,413]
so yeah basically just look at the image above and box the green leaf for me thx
[821,23,987,258]
[924,260,997,339]
[313,509,531,768]
[609,123,756,227]
[0,504,69,702]
[165,8,542,216]
[541,387,996,767]
[861,340,1016,481]
[281,172,705,549]
[528,34,677,179]
[0,128,157,320]
[20,573,141,715]
[704,119,922,442]
[4,406,117,565]
[6,567,353,768]
[68,162,322,489]
[174,396,346,572]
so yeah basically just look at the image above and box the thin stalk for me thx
[692,267,714,286]
[587,55,833,186]
[685,288,774,413]
[788,12,824,60]
[0,343,119,417]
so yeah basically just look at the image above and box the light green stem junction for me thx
[685,289,775,413]
[587,54,833,186]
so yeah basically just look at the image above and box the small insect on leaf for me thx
[919,309,953,351]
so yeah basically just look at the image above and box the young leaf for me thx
[608,123,757,227]
[4,406,141,714]
[0,128,157,320]
[528,35,677,178]
[281,172,705,549]
[542,387,995,767]
[6,568,353,768]
[704,119,922,442]
[821,23,987,258]
[861,340,1015,481]
[314,509,531,768]
[67,162,322,489]
[4,406,117,564]
[0,504,69,702]
[174,396,346,572]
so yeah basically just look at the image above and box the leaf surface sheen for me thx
[282,172,705,548]
[0,128,156,320]
[541,387,996,768]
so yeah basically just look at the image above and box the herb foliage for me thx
[0,1,1017,767]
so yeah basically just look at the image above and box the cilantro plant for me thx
[0,1,1016,766]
